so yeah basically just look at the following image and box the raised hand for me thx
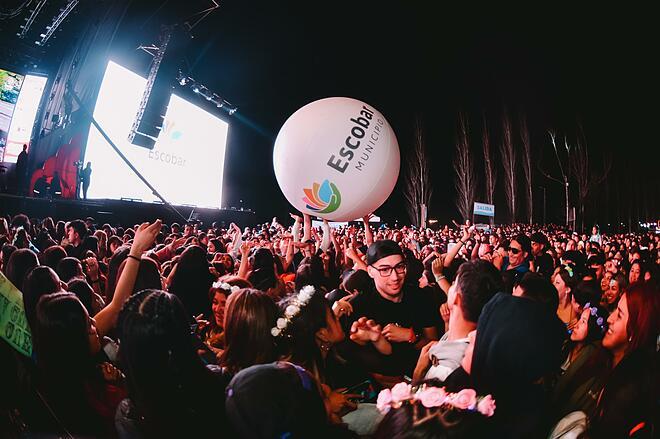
[431,255,445,277]
[350,317,383,344]
[332,290,358,318]
[132,219,162,255]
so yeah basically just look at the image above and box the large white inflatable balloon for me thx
[273,97,400,221]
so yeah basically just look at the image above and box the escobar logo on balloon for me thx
[302,179,341,214]
[326,105,381,174]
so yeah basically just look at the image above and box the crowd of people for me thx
[0,212,658,438]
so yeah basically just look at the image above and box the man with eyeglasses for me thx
[338,240,439,380]
[494,233,531,294]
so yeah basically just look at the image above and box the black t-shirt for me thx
[337,284,438,377]
[534,253,555,278]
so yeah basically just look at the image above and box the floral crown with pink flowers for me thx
[376,382,496,419]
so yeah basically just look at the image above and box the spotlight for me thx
[228,108,237,116]
[192,85,200,93]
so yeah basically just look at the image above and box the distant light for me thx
[192,86,200,93]
[228,108,237,115]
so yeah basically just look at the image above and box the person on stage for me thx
[15,144,28,195]
[80,162,92,199]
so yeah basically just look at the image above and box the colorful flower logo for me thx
[303,179,341,214]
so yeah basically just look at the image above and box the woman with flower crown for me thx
[549,302,610,422]
[373,381,496,438]
[552,264,578,330]
[274,286,358,420]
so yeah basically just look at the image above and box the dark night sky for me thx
[2,1,658,224]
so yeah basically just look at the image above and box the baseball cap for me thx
[366,240,404,265]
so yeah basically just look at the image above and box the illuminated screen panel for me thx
[4,74,47,163]
[83,61,228,208]
[0,68,25,156]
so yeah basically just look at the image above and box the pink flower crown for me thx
[376,382,496,417]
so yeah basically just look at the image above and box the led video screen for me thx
[84,61,229,208]
[0,68,25,155]
[4,74,47,163]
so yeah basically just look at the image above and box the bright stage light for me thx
[2,73,47,163]
[83,61,228,208]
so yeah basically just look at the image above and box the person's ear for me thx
[316,327,330,343]
[367,266,376,279]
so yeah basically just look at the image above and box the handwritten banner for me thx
[0,271,32,357]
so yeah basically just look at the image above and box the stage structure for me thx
[128,1,223,150]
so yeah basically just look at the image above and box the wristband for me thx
[408,328,416,344]
[127,254,141,262]
[435,275,446,282]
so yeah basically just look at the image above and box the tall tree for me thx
[403,116,432,227]
[569,130,612,231]
[539,131,571,227]
[499,111,517,223]
[454,112,476,223]
[519,114,533,224]
[482,115,497,222]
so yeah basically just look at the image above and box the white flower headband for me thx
[271,285,316,337]
[212,281,240,294]
[377,382,496,417]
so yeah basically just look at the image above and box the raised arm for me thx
[290,213,302,243]
[444,225,475,268]
[320,219,331,253]
[302,213,312,243]
[362,214,374,246]
[237,242,251,280]
[94,219,161,337]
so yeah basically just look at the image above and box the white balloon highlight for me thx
[273,97,400,221]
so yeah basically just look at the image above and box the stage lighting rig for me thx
[176,72,238,116]
[128,25,176,148]
[34,0,79,46]
[17,0,48,39]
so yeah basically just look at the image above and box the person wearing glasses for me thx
[494,233,532,294]
[337,240,440,384]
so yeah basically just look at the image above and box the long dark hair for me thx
[6,248,39,291]
[118,289,222,437]
[116,256,162,295]
[106,245,130,301]
[276,288,334,381]
[23,265,62,331]
[220,288,278,375]
[294,255,326,292]
[34,292,102,433]
[56,256,83,283]
[66,279,96,316]
[168,245,213,319]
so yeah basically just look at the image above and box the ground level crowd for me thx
[0,213,657,438]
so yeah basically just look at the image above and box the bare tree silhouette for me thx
[520,114,533,224]
[454,112,476,222]
[482,115,497,224]
[499,111,517,222]
[403,116,432,227]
